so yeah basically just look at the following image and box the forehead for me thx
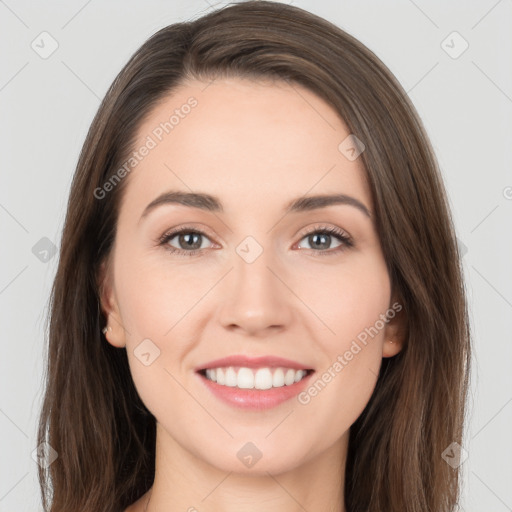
[120,77,371,219]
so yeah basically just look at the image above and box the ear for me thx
[97,257,127,348]
[382,296,407,358]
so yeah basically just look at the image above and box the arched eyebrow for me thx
[138,190,371,223]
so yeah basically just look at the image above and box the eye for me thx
[295,225,353,256]
[158,225,214,257]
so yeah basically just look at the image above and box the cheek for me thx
[295,257,390,428]
[296,251,391,345]
[111,252,195,407]
[115,250,205,341]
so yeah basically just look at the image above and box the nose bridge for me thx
[235,236,276,296]
[217,233,292,334]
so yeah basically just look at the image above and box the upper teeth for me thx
[205,367,308,389]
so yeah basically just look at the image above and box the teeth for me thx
[203,366,309,389]
[238,367,255,389]
[225,367,238,387]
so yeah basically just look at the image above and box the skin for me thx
[99,77,405,512]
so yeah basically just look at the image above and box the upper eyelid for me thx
[160,224,217,243]
[161,223,349,236]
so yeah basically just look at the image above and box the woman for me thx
[38,1,471,511]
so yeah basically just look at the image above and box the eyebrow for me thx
[139,190,372,222]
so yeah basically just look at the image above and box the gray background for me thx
[1,0,511,510]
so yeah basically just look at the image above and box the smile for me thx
[197,367,315,410]
[200,366,313,390]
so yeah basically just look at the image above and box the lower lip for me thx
[197,371,314,410]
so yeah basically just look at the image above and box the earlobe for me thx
[101,319,126,348]
[382,339,403,358]
[382,297,407,358]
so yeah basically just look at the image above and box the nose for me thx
[217,246,293,337]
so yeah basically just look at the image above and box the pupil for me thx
[180,233,201,250]
[311,233,330,250]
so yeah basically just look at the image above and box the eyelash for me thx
[157,224,354,258]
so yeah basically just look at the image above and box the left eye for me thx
[160,230,213,254]
[297,230,344,251]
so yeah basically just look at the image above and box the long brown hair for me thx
[38,1,472,510]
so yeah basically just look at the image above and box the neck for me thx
[139,422,348,512]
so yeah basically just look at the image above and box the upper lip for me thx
[195,355,314,372]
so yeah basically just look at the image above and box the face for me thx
[99,77,404,476]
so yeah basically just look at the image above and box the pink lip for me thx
[195,354,313,372]
[197,370,314,410]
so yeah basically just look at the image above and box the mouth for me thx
[197,366,315,390]
[194,354,315,409]
[196,366,315,410]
